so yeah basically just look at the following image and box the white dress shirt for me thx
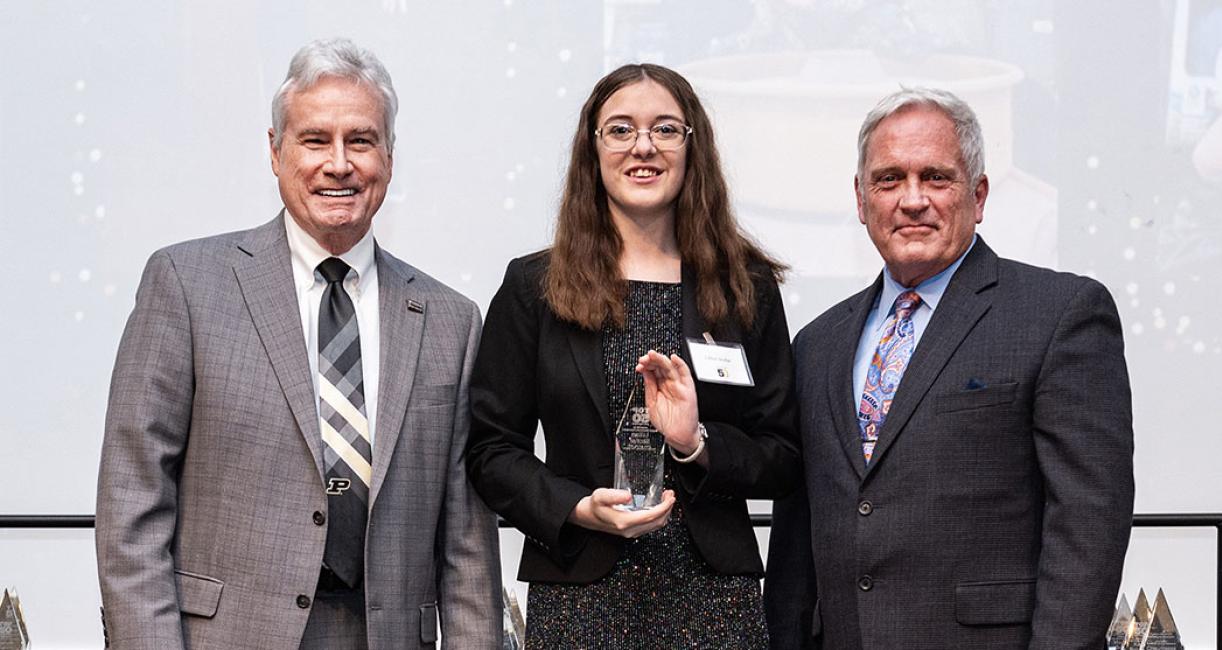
[284,213,381,446]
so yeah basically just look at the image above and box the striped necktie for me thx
[858,290,922,465]
[317,257,372,588]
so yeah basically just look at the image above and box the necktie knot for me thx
[894,291,922,321]
[318,257,351,284]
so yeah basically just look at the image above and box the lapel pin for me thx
[407,299,425,314]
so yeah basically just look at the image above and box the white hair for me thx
[857,87,984,183]
[271,38,398,151]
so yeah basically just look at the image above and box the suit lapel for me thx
[233,213,326,479]
[369,246,425,505]
[830,279,882,481]
[568,324,611,437]
[863,241,998,479]
[678,263,714,360]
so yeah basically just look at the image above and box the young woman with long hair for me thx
[466,63,801,648]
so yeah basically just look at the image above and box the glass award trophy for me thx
[501,586,526,650]
[1110,588,1185,650]
[1128,589,1153,648]
[1107,594,1132,650]
[612,385,665,511]
[0,589,29,650]
[1139,589,1183,650]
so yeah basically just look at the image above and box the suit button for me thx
[857,500,873,516]
[858,575,873,592]
[296,595,311,608]
[313,511,326,526]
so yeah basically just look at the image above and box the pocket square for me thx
[965,377,988,390]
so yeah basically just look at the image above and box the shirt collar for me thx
[284,210,377,292]
[875,234,977,322]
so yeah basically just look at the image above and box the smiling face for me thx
[856,104,988,287]
[595,79,688,225]
[269,76,392,254]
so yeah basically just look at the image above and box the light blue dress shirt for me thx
[851,236,977,412]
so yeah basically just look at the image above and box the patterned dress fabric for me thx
[858,290,922,464]
[525,281,768,649]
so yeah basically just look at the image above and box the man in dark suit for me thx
[95,39,500,649]
[765,87,1134,649]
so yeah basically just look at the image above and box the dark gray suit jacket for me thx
[96,215,501,649]
[765,239,1134,649]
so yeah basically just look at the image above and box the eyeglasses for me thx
[594,122,693,152]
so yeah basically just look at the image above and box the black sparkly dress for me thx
[524,281,769,650]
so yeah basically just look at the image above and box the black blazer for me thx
[467,251,802,583]
[765,239,1135,649]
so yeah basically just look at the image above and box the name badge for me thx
[686,335,754,387]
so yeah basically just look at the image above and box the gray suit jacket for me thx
[96,215,501,649]
[765,239,1134,649]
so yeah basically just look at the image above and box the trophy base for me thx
[613,493,661,512]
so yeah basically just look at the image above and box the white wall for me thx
[0,1,1217,647]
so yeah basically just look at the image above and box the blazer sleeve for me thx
[436,303,503,649]
[95,250,192,650]
[465,258,592,561]
[677,275,803,500]
[1028,278,1135,649]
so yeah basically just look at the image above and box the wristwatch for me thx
[670,422,708,463]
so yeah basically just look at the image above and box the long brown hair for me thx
[544,63,786,331]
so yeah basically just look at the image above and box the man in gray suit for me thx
[96,38,500,649]
[765,88,1134,649]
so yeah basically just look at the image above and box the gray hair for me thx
[856,87,984,183]
[271,38,398,151]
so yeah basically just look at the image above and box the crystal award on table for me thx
[1139,589,1183,650]
[1109,588,1185,650]
[0,588,29,650]
[612,385,665,511]
[1106,593,1133,650]
[1129,589,1153,648]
